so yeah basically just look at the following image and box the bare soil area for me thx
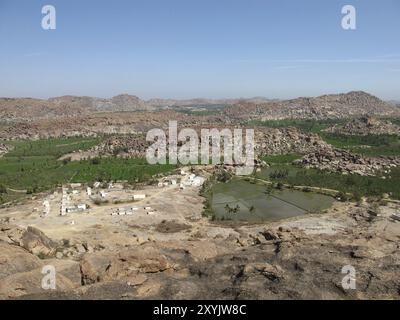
[0,173,399,300]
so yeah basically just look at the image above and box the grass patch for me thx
[248,118,346,133]
[320,132,400,156]
[5,136,102,158]
[262,154,301,164]
[174,104,228,116]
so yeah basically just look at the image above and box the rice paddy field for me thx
[209,178,334,222]
[0,137,175,204]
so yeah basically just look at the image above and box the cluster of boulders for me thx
[89,135,150,157]
[0,225,57,258]
[0,224,100,260]
[299,148,400,176]
[255,127,331,155]
[325,116,400,136]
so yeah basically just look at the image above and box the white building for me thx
[77,204,87,210]
[116,206,138,216]
[133,194,146,200]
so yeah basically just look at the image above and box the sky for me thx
[0,0,399,100]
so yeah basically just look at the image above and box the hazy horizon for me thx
[0,91,399,103]
[1,0,400,100]
[0,90,399,102]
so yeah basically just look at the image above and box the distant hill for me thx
[49,94,153,113]
[0,94,153,120]
[0,91,398,121]
[224,91,400,121]
[146,97,273,108]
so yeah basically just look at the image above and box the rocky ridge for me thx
[325,116,400,136]
[224,91,400,121]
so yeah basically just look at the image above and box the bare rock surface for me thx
[1,200,399,300]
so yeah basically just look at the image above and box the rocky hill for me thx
[0,97,87,121]
[1,91,398,122]
[224,91,400,121]
[50,94,153,113]
[147,97,273,107]
[0,95,154,121]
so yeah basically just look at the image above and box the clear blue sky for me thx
[0,0,399,100]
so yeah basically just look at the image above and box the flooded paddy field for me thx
[210,179,334,222]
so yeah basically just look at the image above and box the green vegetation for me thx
[6,137,101,158]
[382,117,400,126]
[248,118,346,133]
[250,117,400,157]
[269,168,289,179]
[319,132,400,156]
[262,154,301,164]
[257,164,400,200]
[0,137,175,204]
[199,178,215,219]
[175,104,228,116]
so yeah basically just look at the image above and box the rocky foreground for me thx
[1,200,399,300]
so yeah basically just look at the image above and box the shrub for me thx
[269,169,289,179]
[336,191,348,202]
[0,184,7,194]
[90,157,101,165]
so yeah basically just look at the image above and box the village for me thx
[36,167,206,223]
